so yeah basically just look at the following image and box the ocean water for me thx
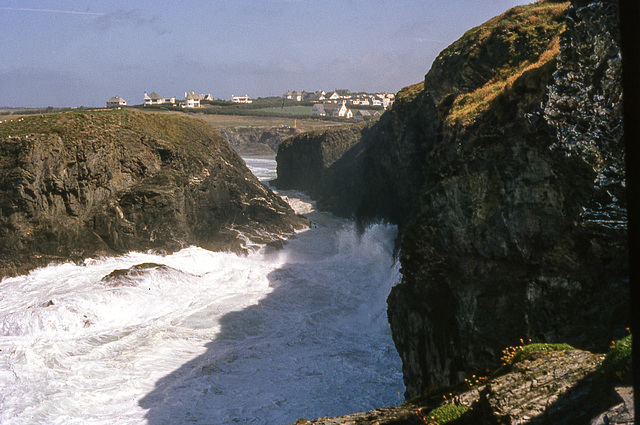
[0,156,404,424]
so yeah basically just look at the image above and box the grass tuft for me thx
[420,404,470,425]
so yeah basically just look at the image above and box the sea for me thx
[0,156,404,425]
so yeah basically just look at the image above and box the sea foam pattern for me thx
[0,156,404,424]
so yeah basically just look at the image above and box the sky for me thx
[1,0,534,108]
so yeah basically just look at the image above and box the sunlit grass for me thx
[441,0,569,126]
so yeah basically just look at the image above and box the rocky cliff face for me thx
[0,110,307,277]
[388,0,627,397]
[273,123,372,216]
[273,0,628,402]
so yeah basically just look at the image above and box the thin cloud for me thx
[93,9,169,35]
[0,7,104,16]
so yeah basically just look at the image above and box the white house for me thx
[352,97,370,106]
[106,96,126,107]
[328,92,341,102]
[144,91,175,106]
[310,100,352,118]
[333,100,352,118]
[354,110,371,121]
[183,92,201,108]
[231,94,253,104]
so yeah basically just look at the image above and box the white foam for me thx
[0,158,404,424]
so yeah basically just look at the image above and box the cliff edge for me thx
[0,110,307,277]
[275,0,628,406]
[389,0,626,397]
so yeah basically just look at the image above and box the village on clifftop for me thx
[106,89,394,121]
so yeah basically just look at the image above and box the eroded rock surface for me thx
[0,110,307,277]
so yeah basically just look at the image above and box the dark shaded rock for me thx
[590,387,635,425]
[0,110,308,277]
[387,0,627,398]
[356,86,437,227]
[272,123,372,216]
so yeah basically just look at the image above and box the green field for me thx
[137,109,342,131]
[252,105,313,116]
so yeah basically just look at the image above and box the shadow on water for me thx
[138,214,404,425]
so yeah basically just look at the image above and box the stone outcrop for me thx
[294,348,631,425]
[0,110,307,277]
[475,350,605,424]
[275,0,628,408]
[388,0,627,398]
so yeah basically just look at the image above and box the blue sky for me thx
[1,1,533,107]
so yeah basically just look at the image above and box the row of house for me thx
[107,89,391,112]
[284,90,395,109]
[106,92,217,108]
[144,91,215,108]
[309,100,382,121]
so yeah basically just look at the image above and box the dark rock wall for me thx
[268,0,626,401]
[388,0,627,397]
[273,123,372,216]
[0,111,307,277]
[357,88,438,227]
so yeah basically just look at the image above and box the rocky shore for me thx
[0,110,307,277]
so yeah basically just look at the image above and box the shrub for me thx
[599,334,632,385]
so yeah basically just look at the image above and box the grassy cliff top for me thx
[0,109,230,159]
[392,0,569,125]
[430,0,569,126]
[1,109,219,140]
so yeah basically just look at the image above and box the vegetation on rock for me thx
[599,333,632,385]
[421,404,470,425]
[0,109,307,277]
[276,0,627,419]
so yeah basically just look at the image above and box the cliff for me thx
[275,0,628,407]
[273,123,373,216]
[0,110,307,277]
[389,0,627,397]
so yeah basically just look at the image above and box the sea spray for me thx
[0,156,404,424]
